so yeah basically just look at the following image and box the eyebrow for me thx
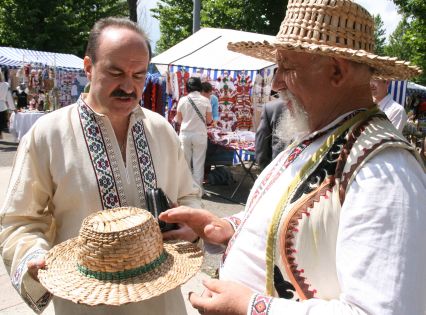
[108,65,147,75]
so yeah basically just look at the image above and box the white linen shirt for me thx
[0,99,201,315]
[177,91,211,134]
[378,94,407,132]
[220,113,426,315]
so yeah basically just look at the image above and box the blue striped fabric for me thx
[169,65,263,83]
[0,46,84,70]
[388,80,407,106]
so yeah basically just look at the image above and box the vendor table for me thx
[10,111,46,141]
[207,128,257,201]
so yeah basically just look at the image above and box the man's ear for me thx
[329,57,351,87]
[83,56,93,81]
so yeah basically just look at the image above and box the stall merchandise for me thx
[151,28,277,132]
[0,47,87,109]
[142,72,168,117]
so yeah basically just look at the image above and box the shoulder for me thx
[141,107,176,132]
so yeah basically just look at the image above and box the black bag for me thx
[145,188,179,232]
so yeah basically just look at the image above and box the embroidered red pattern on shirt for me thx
[251,294,273,315]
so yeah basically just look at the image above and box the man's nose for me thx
[272,69,287,92]
[120,76,134,93]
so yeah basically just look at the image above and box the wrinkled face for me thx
[272,50,330,121]
[370,79,389,103]
[84,27,149,117]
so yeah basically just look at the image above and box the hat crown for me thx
[277,0,374,52]
[77,207,163,274]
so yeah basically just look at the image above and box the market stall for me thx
[0,46,87,109]
[151,27,277,132]
[151,28,277,182]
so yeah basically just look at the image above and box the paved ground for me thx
[0,130,259,314]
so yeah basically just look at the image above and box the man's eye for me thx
[134,74,146,79]
[110,72,121,77]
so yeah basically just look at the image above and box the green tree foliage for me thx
[0,0,128,57]
[151,0,287,54]
[373,15,386,56]
[386,0,426,84]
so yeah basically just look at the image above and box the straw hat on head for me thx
[228,0,422,80]
[38,207,203,306]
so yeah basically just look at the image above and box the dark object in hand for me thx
[145,188,179,232]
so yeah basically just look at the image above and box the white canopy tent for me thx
[151,28,276,81]
[0,46,84,70]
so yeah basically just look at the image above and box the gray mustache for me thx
[111,90,137,99]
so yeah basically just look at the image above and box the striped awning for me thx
[0,46,84,70]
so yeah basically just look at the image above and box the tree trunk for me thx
[128,0,138,22]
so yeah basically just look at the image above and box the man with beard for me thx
[0,18,201,314]
[159,0,426,314]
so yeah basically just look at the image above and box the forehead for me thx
[96,27,149,65]
[276,50,319,65]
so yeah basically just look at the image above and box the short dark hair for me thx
[85,17,152,64]
[201,82,213,93]
[186,77,203,93]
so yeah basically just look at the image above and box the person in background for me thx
[0,72,15,139]
[255,98,286,169]
[176,77,212,191]
[201,81,219,127]
[370,78,408,132]
[14,83,28,110]
[159,0,426,314]
[0,17,201,315]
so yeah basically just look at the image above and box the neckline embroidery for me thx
[78,100,157,209]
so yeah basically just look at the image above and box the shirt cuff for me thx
[247,293,274,315]
[223,215,241,232]
[12,249,52,314]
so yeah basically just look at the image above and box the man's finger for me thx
[188,291,210,313]
[159,207,195,223]
[202,278,225,294]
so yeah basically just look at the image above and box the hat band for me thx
[77,250,168,280]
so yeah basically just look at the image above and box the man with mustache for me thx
[0,18,201,314]
[159,0,426,314]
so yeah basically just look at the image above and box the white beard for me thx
[274,90,310,144]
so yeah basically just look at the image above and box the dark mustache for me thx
[110,89,137,98]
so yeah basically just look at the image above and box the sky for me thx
[138,0,402,50]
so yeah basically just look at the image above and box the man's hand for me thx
[27,257,46,282]
[159,206,234,246]
[189,279,253,315]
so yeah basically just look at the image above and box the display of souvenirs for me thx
[164,66,276,133]
[142,73,167,117]
[234,72,253,130]
[216,71,237,131]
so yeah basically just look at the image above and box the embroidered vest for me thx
[266,108,422,300]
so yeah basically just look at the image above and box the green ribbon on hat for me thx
[77,250,168,281]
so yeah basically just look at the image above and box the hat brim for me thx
[227,40,422,80]
[38,239,203,306]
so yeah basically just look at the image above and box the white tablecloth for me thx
[10,111,46,141]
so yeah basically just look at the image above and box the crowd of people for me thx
[1,0,425,315]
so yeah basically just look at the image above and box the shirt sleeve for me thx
[211,96,220,121]
[247,148,426,315]
[6,87,15,110]
[0,133,55,313]
[388,104,408,133]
